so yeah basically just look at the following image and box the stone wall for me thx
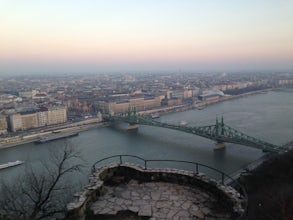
[64,163,245,220]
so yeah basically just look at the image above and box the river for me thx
[0,91,292,189]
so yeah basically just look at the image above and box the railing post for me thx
[119,155,122,164]
[221,173,224,184]
[144,160,147,170]
[196,163,199,174]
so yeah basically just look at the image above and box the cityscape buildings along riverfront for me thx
[1,0,293,219]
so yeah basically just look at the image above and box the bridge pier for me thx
[214,142,225,150]
[127,124,139,130]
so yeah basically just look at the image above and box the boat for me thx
[151,113,160,119]
[0,160,24,170]
[35,132,79,144]
[179,121,188,126]
[197,106,206,110]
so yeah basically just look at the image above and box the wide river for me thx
[0,91,293,190]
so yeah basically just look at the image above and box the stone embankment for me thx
[64,163,245,220]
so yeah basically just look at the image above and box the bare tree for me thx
[0,143,83,220]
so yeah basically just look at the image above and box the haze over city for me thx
[0,0,292,75]
[1,1,293,219]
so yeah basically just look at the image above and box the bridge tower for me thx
[214,116,225,150]
[127,107,139,130]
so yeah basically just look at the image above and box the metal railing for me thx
[92,155,238,184]
[91,155,248,214]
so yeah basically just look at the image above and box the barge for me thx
[35,132,79,144]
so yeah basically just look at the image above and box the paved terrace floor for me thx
[90,180,232,220]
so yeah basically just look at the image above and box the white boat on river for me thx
[0,160,24,170]
[179,121,188,126]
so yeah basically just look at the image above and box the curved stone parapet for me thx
[65,163,245,220]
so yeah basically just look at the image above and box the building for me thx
[21,112,38,130]
[8,106,67,132]
[9,112,38,132]
[9,114,23,132]
[47,106,67,125]
[129,97,161,111]
[171,90,184,99]
[0,94,22,104]
[183,90,193,99]
[0,115,8,134]
[98,97,161,114]
[198,90,225,103]
[98,100,134,114]
[37,110,48,127]
[161,97,182,106]
[19,90,37,99]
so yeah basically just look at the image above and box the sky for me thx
[0,0,292,74]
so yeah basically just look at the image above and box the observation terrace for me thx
[65,155,246,220]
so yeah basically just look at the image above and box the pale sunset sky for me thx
[0,0,292,74]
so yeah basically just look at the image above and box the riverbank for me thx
[0,121,108,150]
[0,88,284,150]
[140,88,275,116]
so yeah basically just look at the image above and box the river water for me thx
[0,91,292,188]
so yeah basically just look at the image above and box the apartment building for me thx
[21,113,38,130]
[9,106,67,132]
[10,112,38,132]
[9,113,38,132]
[9,114,23,132]
[47,106,67,125]
[0,115,8,134]
[37,110,48,127]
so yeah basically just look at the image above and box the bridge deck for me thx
[106,110,285,153]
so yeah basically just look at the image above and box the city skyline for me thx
[0,0,292,74]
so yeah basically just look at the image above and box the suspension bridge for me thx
[104,108,286,153]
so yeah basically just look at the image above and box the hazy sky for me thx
[0,0,292,74]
